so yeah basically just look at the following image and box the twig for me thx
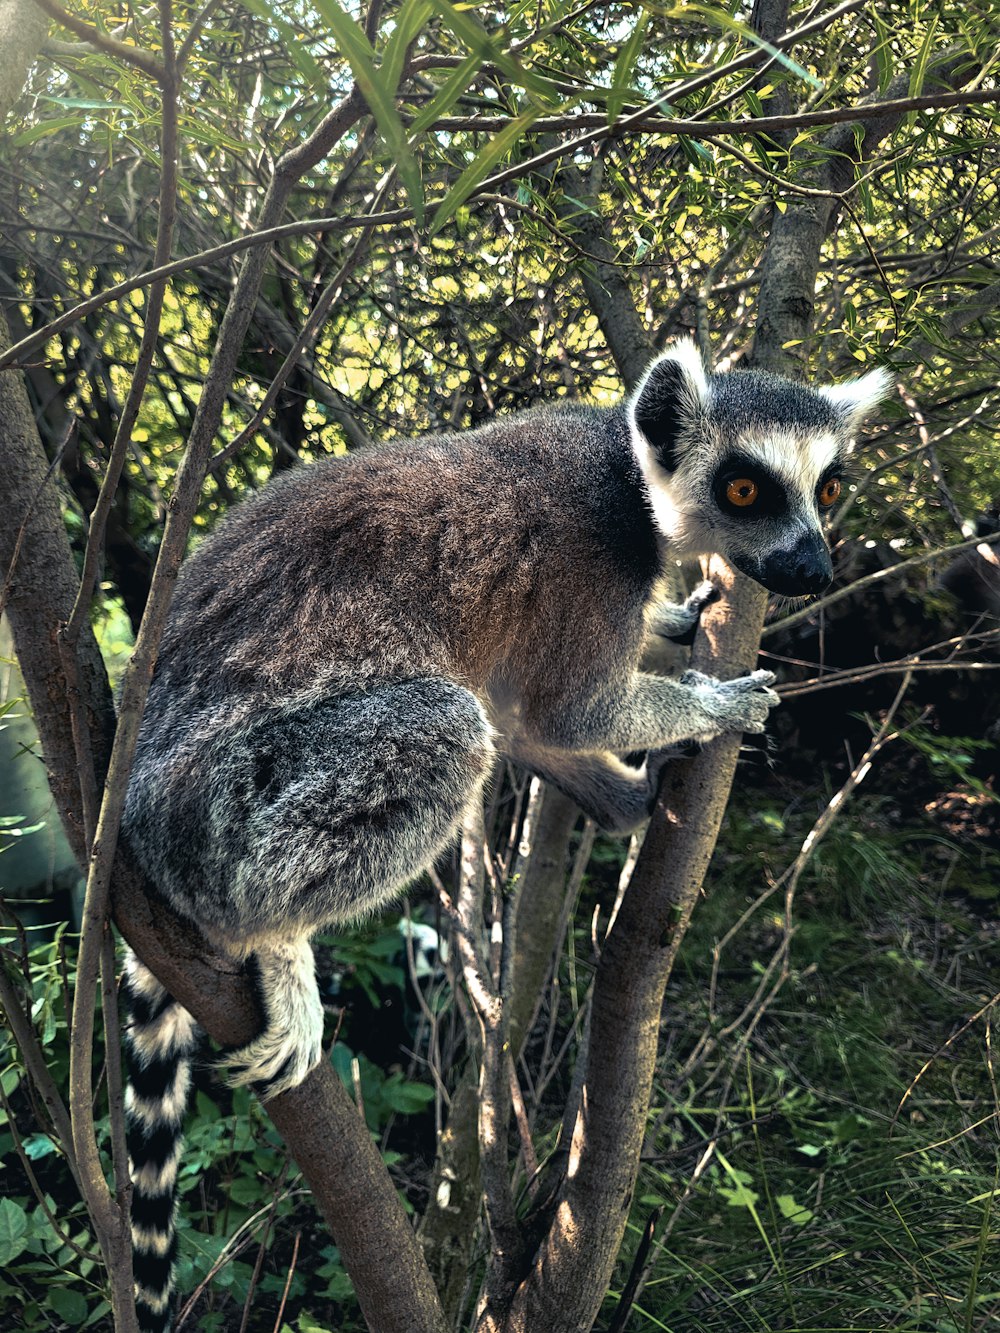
[606,1206,663,1333]
[176,1189,308,1328]
[896,382,970,536]
[176,0,224,68]
[413,88,1000,140]
[894,989,1000,1133]
[239,1158,292,1333]
[100,931,131,1210]
[777,656,1000,698]
[211,169,396,470]
[272,1230,301,1333]
[507,1056,539,1201]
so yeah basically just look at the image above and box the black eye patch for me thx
[712,454,788,518]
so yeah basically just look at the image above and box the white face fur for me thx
[628,340,891,596]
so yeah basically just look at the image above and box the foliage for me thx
[606,783,1000,1331]
[0,903,438,1330]
[1,1,1000,1331]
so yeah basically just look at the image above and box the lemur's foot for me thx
[221,943,325,1102]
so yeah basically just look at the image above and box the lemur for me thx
[119,339,889,1331]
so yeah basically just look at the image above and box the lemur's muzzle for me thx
[759,530,832,596]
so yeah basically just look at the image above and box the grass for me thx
[602,767,1000,1332]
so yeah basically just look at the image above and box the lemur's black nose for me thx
[760,531,832,596]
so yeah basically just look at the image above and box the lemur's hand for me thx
[680,668,779,735]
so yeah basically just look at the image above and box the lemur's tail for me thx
[121,950,200,1333]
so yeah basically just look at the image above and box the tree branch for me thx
[29,0,164,79]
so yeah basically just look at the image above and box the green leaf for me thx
[383,1078,435,1114]
[909,15,939,97]
[312,0,424,222]
[0,1198,28,1265]
[408,51,482,136]
[10,117,84,148]
[21,1134,57,1161]
[429,109,541,236]
[871,12,893,93]
[228,1175,264,1205]
[382,0,434,95]
[680,3,823,91]
[607,10,649,126]
[49,1286,89,1326]
[427,1,562,104]
[776,1193,814,1226]
[82,1299,112,1328]
[39,95,130,110]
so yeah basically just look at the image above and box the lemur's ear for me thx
[630,339,710,473]
[818,366,893,437]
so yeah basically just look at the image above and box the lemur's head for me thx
[629,339,891,596]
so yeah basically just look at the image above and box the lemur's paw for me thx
[657,581,721,645]
[222,1000,324,1103]
[681,669,779,735]
[686,580,720,614]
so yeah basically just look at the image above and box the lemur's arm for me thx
[530,668,778,754]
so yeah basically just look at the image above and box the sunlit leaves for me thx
[429,109,542,235]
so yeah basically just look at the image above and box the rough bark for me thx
[418,1080,483,1326]
[0,0,48,118]
[507,788,582,1054]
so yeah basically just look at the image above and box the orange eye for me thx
[726,478,759,507]
[819,477,842,508]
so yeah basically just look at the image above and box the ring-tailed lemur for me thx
[120,339,889,1330]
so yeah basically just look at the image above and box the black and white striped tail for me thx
[122,950,200,1333]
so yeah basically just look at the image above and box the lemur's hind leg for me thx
[209,677,495,1101]
[507,738,668,834]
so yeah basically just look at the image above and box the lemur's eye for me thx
[726,478,759,507]
[818,478,841,508]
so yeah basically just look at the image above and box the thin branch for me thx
[415,88,1000,138]
[29,0,164,79]
[0,1078,99,1263]
[0,961,80,1192]
[211,173,394,469]
[175,0,223,68]
[778,656,1000,698]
